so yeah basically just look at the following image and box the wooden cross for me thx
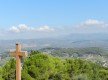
[10,43,28,80]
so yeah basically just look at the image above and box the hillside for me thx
[1,51,108,80]
[40,47,108,66]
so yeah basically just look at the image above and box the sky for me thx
[0,0,108,39]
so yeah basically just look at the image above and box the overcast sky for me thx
[0,0,108,39]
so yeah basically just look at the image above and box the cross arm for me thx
[10,51,16,56]
[10,51,28,57]
[18,51,28,57]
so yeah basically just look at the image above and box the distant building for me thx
[102,61,108,67]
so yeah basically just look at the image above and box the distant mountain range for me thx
[63,33,108,41]
[1,33,108,53]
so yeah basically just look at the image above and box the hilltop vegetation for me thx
[40,47,108,65]
[0,51,108,80]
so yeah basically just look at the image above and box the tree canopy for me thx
[1,50,108,80]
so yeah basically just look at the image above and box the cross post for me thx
[10,43,28,80]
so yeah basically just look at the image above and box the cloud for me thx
[81,19,104,25]
[9,26,20,33]
[8,19,108,35]
[9,24,54,33]
[74,19,108,33]
[18,24,29,30]
[36,26,54,31]
[4,19,108,39]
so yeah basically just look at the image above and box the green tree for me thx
[2,58,15,80]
